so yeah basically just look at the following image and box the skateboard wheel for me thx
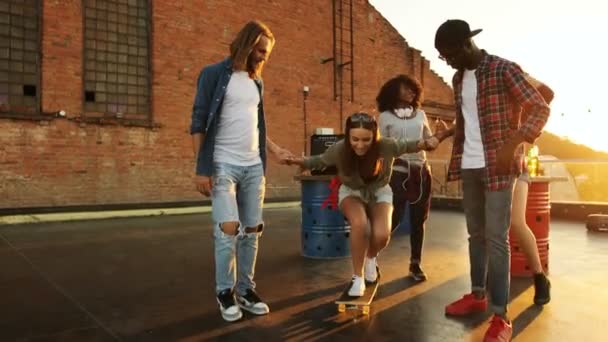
[338,304,346,313]
[362,306,370,315]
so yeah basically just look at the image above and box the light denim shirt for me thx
[190,58,267,176]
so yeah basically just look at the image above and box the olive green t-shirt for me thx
[302,138,421,203]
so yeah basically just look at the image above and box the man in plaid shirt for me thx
[434,20,550,342]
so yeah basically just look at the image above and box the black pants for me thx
[389,163,432,263]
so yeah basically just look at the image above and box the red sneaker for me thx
[445,293,488,315]
[483,315,512,342]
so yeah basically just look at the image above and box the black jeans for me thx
[389,162,432,263]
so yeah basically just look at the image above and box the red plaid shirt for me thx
[447,51,550,191]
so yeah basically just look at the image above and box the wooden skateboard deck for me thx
[335,281,378,315]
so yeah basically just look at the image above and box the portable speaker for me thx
[309,134,344,175]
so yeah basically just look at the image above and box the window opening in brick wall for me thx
[0,0,41,117]
[83,0,151,121]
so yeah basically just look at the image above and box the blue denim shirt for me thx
[190,58,267,176]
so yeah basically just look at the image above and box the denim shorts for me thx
[211,162,265,229]
[338,184,393,206]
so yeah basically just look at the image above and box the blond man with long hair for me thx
[190,20,292,322]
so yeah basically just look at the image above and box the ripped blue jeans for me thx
[212,162,265,295]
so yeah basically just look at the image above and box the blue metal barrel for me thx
[392,202,412,235]
[300,178,350,258]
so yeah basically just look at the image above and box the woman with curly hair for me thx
[377,74,434,282]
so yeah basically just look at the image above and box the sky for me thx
[369,0,608,152]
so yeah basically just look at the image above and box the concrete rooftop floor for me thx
[1,206,607,341]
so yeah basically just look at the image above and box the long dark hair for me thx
[376,74,423,113]
[342,112,382,181]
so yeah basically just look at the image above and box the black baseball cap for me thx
[435,19,482,49]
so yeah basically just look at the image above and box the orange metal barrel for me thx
[510,181,550,277]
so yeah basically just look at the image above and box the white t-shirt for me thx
[378,109,431,172]
[460,69,486,169]
[213,71,262,166]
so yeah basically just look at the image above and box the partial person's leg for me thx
[362,185,394,283]
[485,180,515,318]
[368,202,393,257]
[445,168,489,316]
[389,171,408,232]
[340,193,369,296]
[234,163,269,314]
[211,163,242,322]
[364,201,392,284]
[235,163,265,293]
[341,196,369,277]
[462,169,488,297]
[212,163,240,292]
[511,179,543,273]
[483,181,515,342]
[511,177,551,305]
[408,166,432,280]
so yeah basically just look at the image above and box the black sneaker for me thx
[533,273,551,305]
[409,263,427,282]
[216,289,243,322]
[236,289,270,315]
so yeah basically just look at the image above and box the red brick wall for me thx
[0,0,454,208]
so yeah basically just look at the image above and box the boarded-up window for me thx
[83,0,151,121]
[0,0,41,116]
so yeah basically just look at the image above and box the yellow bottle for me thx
[527,145,539,177]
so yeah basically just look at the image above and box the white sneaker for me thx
[236,289,270,315]
[364,257,378,283]
[216,289,243,322]
[348,275,366,297]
